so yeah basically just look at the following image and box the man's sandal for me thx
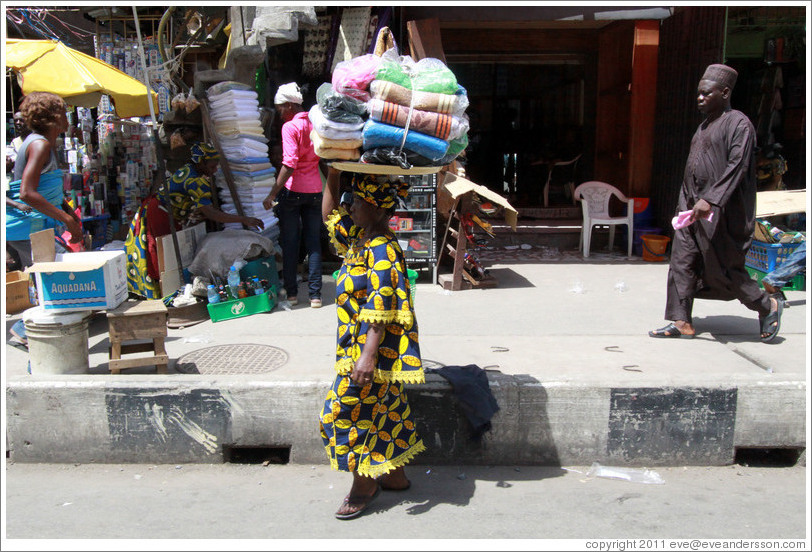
[760,299,784,343]
[334,485,381,520]
[648,322,695,339]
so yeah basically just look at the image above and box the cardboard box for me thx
[6,270,33,314]
[156,223,206,297]
[25,250,128,312]
[156,223,206,274]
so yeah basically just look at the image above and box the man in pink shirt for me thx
[263,83,325,308]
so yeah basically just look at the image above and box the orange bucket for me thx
[641,234,670,261]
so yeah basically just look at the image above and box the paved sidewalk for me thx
[3,252,808,465]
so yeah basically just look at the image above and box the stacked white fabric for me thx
[206,81,278,236]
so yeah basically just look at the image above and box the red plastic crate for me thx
[745,240,803,273]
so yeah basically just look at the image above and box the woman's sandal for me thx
[760,299,784,343]
[334,485,381,520]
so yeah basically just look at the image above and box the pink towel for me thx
[672,209,714,230]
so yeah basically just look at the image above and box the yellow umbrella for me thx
[5,38,158,118]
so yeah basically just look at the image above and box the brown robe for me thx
[665,109,771,322]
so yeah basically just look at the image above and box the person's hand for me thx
[691,199,713,223]
[10,200,32,213]
[243,216,265,231]
[262,193,276,211]
[66,217,84,243]
[351,354,376,386]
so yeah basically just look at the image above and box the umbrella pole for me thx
[133,7,187,288]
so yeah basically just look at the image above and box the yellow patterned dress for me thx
[320,206,425,477]
[125,163,213,298]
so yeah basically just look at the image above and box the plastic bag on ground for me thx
[586,462,665,484]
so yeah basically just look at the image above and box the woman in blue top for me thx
[320,168,424,520]
[6,92,83,268]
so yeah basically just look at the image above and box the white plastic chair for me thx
[543,153,582,207]
[574,181,634,258]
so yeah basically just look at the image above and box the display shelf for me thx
[394,174,437,273]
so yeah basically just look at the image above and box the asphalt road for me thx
[2,461,808,546]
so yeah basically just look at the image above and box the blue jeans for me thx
[277,190,323,300]
[762,241,806,289]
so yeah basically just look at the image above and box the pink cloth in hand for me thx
[672,209,714,230]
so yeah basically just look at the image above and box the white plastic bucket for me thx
[23,306,92,374]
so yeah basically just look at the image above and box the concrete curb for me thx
[7,372,804,466]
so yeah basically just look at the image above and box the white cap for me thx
[274,82,303,105]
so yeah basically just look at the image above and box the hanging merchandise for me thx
[313,27,470,170]
[206,81,279,241]
[96,37,167,115]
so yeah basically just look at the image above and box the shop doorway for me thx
[449,61,586,208]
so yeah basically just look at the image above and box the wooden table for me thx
[107,300,169,374]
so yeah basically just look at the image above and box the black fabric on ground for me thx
[427,364,500,441]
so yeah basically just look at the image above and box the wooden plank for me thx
[438,273,472,291]
[628,21,660,199]
[108,315,168,341]
[756,189,808,217]
[407,19,446,62]
[109,354,170,371]
[199,98,246,224]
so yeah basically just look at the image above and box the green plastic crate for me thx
[239,256,280,290]
[207,286,277,323]
[745,266,805,291]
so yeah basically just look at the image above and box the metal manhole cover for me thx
[176,344,289,375]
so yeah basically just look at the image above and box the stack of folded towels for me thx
[310,46,469,169]
[206,81,278,236]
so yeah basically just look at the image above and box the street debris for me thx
[586,462,665,484]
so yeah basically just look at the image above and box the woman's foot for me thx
[335,475,380,520]
[377,467,411,491]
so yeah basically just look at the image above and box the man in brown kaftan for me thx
[649,64,783,343]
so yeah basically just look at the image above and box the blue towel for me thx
[362,119,449,162]
[230,167,277,178]
[226,156,272,165]
[6,169,65,241]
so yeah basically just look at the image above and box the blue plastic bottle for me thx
[207,284,220,304]
[253,278,264,295]
[227,265,241,298]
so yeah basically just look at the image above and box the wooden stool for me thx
[107,300,169,374]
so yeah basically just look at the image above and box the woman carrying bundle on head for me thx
[319,167,425,520]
